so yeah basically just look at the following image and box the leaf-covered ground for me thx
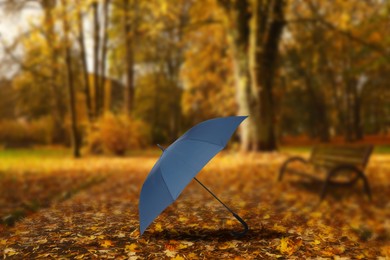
[0,151,389,259]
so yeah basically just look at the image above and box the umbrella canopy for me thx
[139,116,248,235]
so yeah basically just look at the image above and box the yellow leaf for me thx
[279,237,302,255]
[187,252,198,259]
[37,238,48,244]
[4,248,18,257]
[125,243,139,252]
[218,241,237,250]
[100,240,113,248]
[178,244,188,249]
[225,219,234,226]
[0,239,7,245]
[155,223,163,232]
[172,256,185,260]
[273,223,287,233]
[279,237,290,254]
[37,254,51,258]
[263,214,270,219]
[312,239,321,245]
[180,241,193,249]
[333,245,346,254]
[178,216,188,222]
[164,249,177,257]
[205,245,215,251]
[321,250,335,257]
[381,245,390,256]
[310,211,322,218]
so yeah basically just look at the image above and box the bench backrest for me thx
[309,145,374,169]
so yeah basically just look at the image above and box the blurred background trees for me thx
[0,0,389,155]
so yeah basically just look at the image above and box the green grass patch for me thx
[280,145,390,155]
[0,147,71,158]
[279,146,311,155]
[373,145,390,154]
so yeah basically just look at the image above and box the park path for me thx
[1,153,389,258]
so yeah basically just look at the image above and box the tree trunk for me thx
[351,83,363,140]
[218,0,253,151]
[42,0,67,143]
[250,0,286,151]
[77,7,93,122]
[61,0,81,158]
[93,1,101,117]
[293,49,330,142]
[219,0,286,151]
[123,0,135,115]
[345,79,363,142]
[100,0,110,112]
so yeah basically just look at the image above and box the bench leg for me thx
[360,173,372,201]
[278,157,308,182]
[319,177,331,202]
[278,168,285,181]
[322,165,372,202]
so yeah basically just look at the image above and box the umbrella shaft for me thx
[193,177,234,215]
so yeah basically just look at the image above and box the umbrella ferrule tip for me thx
[157,144,165,152]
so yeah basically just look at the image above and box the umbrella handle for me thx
[231,212,249,238]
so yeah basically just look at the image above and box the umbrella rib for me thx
[160,170,176,201]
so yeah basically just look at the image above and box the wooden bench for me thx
[278,145,374,201]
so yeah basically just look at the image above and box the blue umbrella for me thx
[139,116,249,237]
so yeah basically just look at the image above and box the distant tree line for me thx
[0,0,389,156]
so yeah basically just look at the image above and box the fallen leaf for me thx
[273,223,287,233]
[164,249,177,257]
[279,237,302,255]
[125,243,139,252]
[100,240,113,248]
[4,248,18,257]
[155,223,163,232]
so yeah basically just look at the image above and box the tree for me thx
[249,0,285,150]
[100,0,111,113]
[92,0,102,117]
[39,0,70,143]
[123,0,135,115]
[181,0,236,125]
[76,0,93,122]
[282,0,390,142]
[217,0,286,151]
[61,0,81,157]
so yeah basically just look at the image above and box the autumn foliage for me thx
[83,113,150,155]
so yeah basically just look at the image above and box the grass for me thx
[373,145,390,154]
[280,145,390,155]
[279,146,311,155]
[1,145,389,172]
[0,147,161,173]
[0,147,70,157]
[0,147,71,173]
